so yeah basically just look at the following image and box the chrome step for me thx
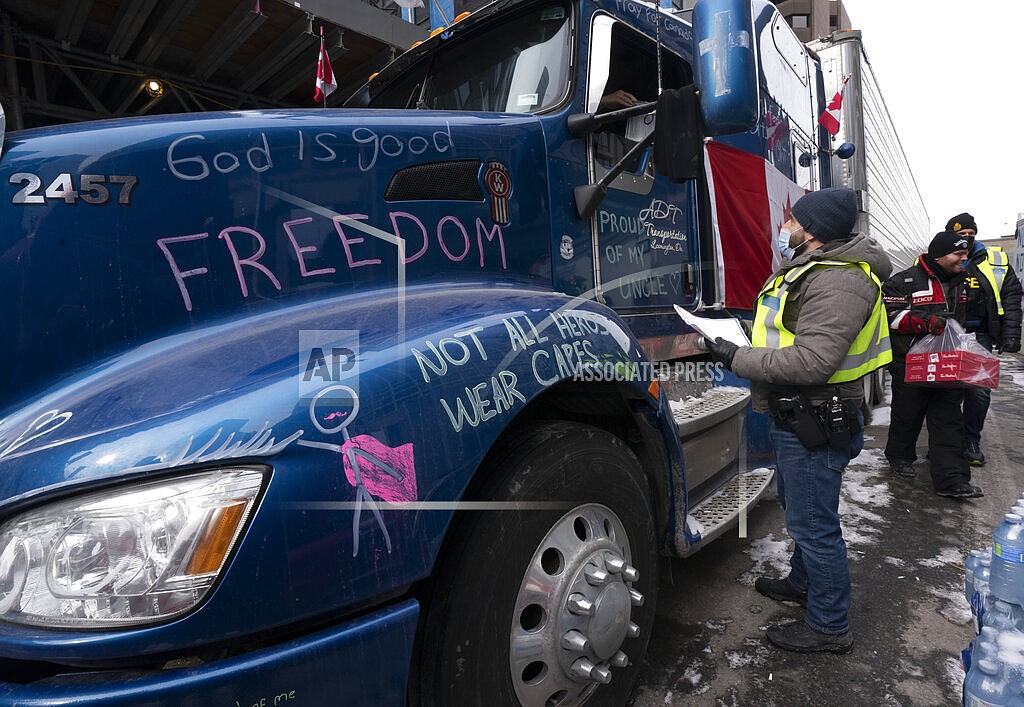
[669,386,750,438]
[681,467,775,556]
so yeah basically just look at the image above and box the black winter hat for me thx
[945,212,977,233]
[927,230,972,259]
[791,187,858,242]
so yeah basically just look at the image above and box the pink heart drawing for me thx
[341,434,417,503]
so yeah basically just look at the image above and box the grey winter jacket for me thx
[730,233,893,412]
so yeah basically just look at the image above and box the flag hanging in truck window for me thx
[704,142,807,310]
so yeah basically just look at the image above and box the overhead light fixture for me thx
[145,78,164,98]
[305,13,314,34]
[335,29,348,53]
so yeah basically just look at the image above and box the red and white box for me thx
[905,350,1000,389]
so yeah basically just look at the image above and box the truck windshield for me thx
[366,2,572,113]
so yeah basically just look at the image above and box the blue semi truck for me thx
[0,0,866,704]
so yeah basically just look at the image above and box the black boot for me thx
[766,620,853,654]
[964,441,986,466]
[755,576,807,606]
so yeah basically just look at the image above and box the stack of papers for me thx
[673,305,750,347]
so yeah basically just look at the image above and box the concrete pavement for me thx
[629,353,1024,706]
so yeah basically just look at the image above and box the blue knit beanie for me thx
[791,187,858,242]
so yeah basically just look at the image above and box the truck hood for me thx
[0,280,554,507]
[0,109,551,416]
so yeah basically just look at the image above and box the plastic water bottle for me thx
[965,658,1008,706]
[993,514,1024,606]
[968,549,987,603]
[968,629,1000,674]
[976,557,994,614]
[999,629,1024,701]
[986,599,1022,632]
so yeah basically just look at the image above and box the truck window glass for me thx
[367,2,572,113]
[591,21,692,179]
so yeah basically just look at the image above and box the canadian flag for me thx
[764,110,789,151]
[818,75,850,136]
[704,142,808,309]
[314,28,337,104]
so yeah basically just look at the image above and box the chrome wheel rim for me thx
[509,503,643,706]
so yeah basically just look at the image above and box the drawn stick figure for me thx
[305,384,408,557]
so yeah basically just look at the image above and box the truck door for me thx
[586,15,699,311]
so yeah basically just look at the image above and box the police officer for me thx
[705,187,892,654]
[947,212,1023,466]
[882,230,981,498]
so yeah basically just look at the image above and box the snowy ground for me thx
[631,355,1024,706]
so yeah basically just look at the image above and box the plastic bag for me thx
[905,319,999,388]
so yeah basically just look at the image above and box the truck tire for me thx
[414,422,658,706]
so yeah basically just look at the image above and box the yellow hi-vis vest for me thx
[751,259,893,383]
[975,246,1009,316]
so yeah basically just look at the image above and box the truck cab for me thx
[0,1,828,704]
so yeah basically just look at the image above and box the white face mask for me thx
[777,226,809,260]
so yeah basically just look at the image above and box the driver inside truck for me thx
[593,27,690,173]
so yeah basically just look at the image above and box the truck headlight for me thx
[0,468,265,628]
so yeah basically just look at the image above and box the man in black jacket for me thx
[946,212,1023,466]
[882,230,982,499]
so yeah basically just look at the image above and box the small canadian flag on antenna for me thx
[818,75,850,137]
[314,27,336,104]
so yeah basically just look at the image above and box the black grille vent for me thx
[385,160,484,201]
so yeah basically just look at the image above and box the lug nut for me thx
[605,553,626,573]
[621,564,639,582]
[629,588,644,606]
[591,664,612,684]
[626,621,640,638]
[585,564,610,586]
[562,629,590,652]
[610,650,629,668]
[571,657,612,684]
[568,593,595,616]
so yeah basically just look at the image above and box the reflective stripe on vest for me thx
[976,247,1008,316]
[750,259,893,383]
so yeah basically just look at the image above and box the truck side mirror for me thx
[691,0,760,135]
[653,86,702,181]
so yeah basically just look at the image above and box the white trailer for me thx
[810,30,930,272]
[811,29,931,408]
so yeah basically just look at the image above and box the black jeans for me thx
[886,363,971,491]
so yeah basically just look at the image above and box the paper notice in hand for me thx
[673,305,751,347]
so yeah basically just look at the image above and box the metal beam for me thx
[114,81,145,116]
[168,84,195,113]
[54,0,93,44]
[336,46,397,101]
[283,0,426,49]
[86,0,160,104]
[40,44,109,115]
[21,97,101,123]
[23,31,288,112]
[135,0,200,65]
[189,0,267,82]
[27,38,47,107]
[2,13,24,130]
[236,14,318,93]
[267,50,320,102]
[105,0,160,58]
[134,91,167,116]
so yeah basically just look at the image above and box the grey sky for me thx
[841,1,1024,238]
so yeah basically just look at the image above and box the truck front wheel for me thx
[414,422,658,706]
